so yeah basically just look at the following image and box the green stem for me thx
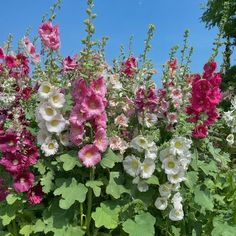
[80,203,84,227]
[85,167,95,235]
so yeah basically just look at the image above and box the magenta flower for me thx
[69,104,89,126]
[78,144,101,168]
[69,124,84,146]
[91,77,106,97]
[27,185,44,205]
[13,172,35,193]
[72,79,91,103]
[94,112,107,129]
[63,56,77,72]
[81,93,105,117]
[0,132,18,153]
[38,21,60,50]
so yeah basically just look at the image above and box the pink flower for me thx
[91,77,106,97]
[109,136,128,154]
[0,48,4,59]
[167,112,177,124]
[121,57,138,77]
[81,93,105,117]
[72,79,90,103]
[13,172,35,193]
[94,128,108,152]
[114,114,129,127]
[38,22,60,50]
[206,87,222,106]
[78,144,101,167]
[69,124,84,146]
[22,37,40,63]
[203,61,217,74]
[192,125,208,139]
[27,185,44,205]
[69,104,89,126]
[94,112,107,129]
[5,55,16,69]
[63,56,77,72]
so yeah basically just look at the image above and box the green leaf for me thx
[19,225,34,236]
[106,172,130,199]
[54,178,88,209]
[86,180,103,197]
[212,217,236,236]
[194,188,214,212]
[59,151,81,171]
[6,193,21,205]
[122,212,156,236]
[144,175,159,185]
[92,201,121,229]
[41,170,54,193]
[185,171,198,191]
[172,225,181,236]
[198,160,218,177]
[101,148,122,168]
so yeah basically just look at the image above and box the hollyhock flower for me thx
[38,82,54,99]
[145,142,157,160]
[159,183,172,198]
[0,153,26,174]
[27,185,44,205]
[48,91,65,109]
[22,87,32,101]
[69,124,84,146]
[130,135,149,152]
[94,112,107,129]
[123,155,141,177]
[140,158,155,179]
[203,61,217,74]
[114,113,129,127]
[171,192,183,209]
[122,97,135,117]
[72,79,90,103]
[38,21,60,50]
[159,148,173,162]
[0,132,18,153]
[144,113,157,127]
[41,137,59,156]
[169,137,192,156]
[63,56,77,72]
[204,109,219,126]
[121,57,138,77]
[109,136,128,154]
[162,157,180,175]
[167,169,186,184]
[109,74,122,90]
[91,77,106,97]
[192,125,208,139]
[59,131,71,146]
[78,144,101,168]
[81,93,105,117]
[69,104,89,126]
[46,114,66,133]
[22,37,40,63]
[155,197,168,210]
[39,103,57,121]
[37,129,51,145]
[226,134,234,145]
[209,73,222,87]
[169,207,184,221]
[206,87,222,106]
[167,112,178,124]
[0,48,4,59]
[5,55,16,68]
[137,179,149,192]
[94,128,108,152]
[13,172,34,193]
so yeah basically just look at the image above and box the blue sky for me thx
[0,0,222,86]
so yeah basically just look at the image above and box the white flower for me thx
[114,113,129,127]
[159,183,172,198]
[145,142,157,160]
[123,155,141,177]
[226,134,234,145]
[171,192,183,210]
[137,180,149,192]
[109,74,122,90]
[144,113,158,128]
[231,96,236,110]
[38,82,54,99]
[167,169,185,184]
[140,158,155,179]
[48,92,65,109]
[159,147,173,162]
[131,135,149,152]
[224,111,234,124]
[46,114,66,133]
[169,207,184,221]
[170,137,192,156]
[41,137,59,157]
[155,197,168,210]
[37,129,51,145]
[162,157,180,175]
[59,131,71,146]
[39,103,58,121]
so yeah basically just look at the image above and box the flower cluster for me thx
[69,77,108,167]
[155,136,192,221]
[123,135,157,192]
[121,57,138,78]
[187,61,222,139]
[36,81,67,156]
[38,21,60,50]
[21,37,40,64]
[223,96,236,145]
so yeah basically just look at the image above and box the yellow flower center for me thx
[50,120,59,127]
[174,141,183,149]
[131,160,138,169]
[45,107,54,116]
[52,95,60,103]
[48,143,55,149]
[42,85,50,94]
[167,161,175,169]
